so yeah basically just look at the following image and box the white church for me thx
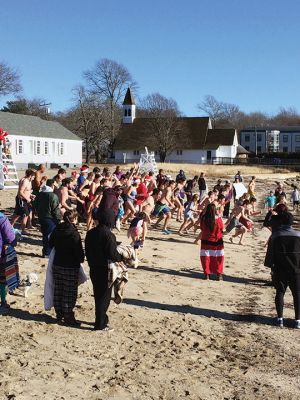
[0,111,82,169]
[113,88,241,164]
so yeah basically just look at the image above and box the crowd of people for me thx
[1,163,300,330]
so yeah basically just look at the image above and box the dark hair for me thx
[63,209,78,224]
[137,211,147,220]
[149,171,154,176]
[243,199,250,206]
[208,191,213,196]
[25,169,35,178]
[274,203,288,214]
[94,173,101,180]
[152,188,160,196]
[202,203,216,232]
[250,197,257,203]
[58,168,66,175]
[218,194,225,201]
[93,167,100,173]
[168,180,176,186]
[46,179,54,187]
[62,177,73,186]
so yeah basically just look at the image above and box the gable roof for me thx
[203,129,236,149]
[114,117,236,150]
[123,88,135,105]
[0,111,81,141]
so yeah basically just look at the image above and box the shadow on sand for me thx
[123,298,275,326]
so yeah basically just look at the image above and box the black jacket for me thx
[85,225,122,271]
[198,177,206,191]
[49,222,84,268]
[264,225,300,275]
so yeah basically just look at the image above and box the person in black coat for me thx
[265,211,300,328]
[85,208,122,331]
[49,210,84,326]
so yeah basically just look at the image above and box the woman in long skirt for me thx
[200,203,224,280]
[49,210,84,325]
[0,212,19,313]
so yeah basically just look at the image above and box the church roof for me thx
[114,117,235,150]
[0,111,81,140]
[123,88,135,105]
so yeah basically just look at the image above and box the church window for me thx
[133,150,140,156]
[124,109,128,117]
[128,108,131,117]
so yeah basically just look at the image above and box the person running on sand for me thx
[53,168,67,190]
[128,211,148,249]
[179,194,199,235]
[229,199,253,245]
[200,203,224,281]
[153,180,176,234]
[248,176,256,198]
[291,186,300,211]
[11,169,36,233]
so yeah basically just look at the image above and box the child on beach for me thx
[128,212,148,249]
[265,191,276,210]
[291,186,300,211]
[179,194,199,235]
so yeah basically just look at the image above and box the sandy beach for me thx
[1,171,300,400]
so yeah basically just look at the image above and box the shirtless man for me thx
[153,180,176,234]
[142,188,161,217]
[56,178,75,214]
[248,176,256,198]
[11,169,36,232]
[32,164,47,195]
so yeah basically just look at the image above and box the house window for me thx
[245,146,250,151]
[44,142,49,155]
[176,150,183,155]
[283,147,288,152]
[133,150,140,156]
[36,141,41,154]
[257,146,262,153]
[296,135,300,142]
[60,143,64,155]
[257,134,262,142]
[245,135,250,142]
[283,135,288,143]
[17,139,23,154]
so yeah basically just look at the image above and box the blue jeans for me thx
[40,218,57,256]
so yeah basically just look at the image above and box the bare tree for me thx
[1,97,51,119]
[197,95,226,128]
[142,93,186,162]
[67,85,112,163]
[83,58,138,152]
[0,61,22,96]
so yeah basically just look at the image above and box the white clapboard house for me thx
[0,111,82,169]
[112,88,239,164]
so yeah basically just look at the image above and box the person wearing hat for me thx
[77,165,89,189]
[265,211,300,328]
[85,208,122,331]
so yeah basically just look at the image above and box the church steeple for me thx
[122,87,136,124]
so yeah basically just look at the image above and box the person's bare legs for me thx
[162,212,171,231]
[10,214,19,227]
